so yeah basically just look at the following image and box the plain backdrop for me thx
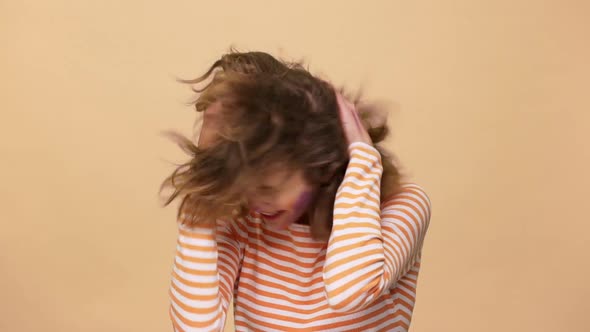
[1,1,589,331]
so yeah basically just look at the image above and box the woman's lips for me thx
[259,210,285,221]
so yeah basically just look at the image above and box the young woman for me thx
[161,51,431,331]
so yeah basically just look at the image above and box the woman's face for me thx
[246,166,316,231]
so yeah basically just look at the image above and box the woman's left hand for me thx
[336,92,372,146]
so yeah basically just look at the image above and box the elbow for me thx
[324,290,349,312]
[169,303,226,332]
[323,274,386,312]
[323,285,362,313]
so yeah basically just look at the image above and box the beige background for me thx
[1,1,589,331]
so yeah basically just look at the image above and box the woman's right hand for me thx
[198,101,223,149]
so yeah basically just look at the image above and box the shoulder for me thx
[381,183,432,213]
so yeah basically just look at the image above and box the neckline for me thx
[289,222,311,230]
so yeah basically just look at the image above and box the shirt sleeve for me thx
[323,142,432,312]
[169,209,246,331]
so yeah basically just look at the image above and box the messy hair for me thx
[160,50,403,240]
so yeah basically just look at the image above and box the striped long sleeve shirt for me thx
[169,142,431,331]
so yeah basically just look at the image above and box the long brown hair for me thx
[160,50,403,240]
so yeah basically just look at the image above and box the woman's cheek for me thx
[291,191,313,216]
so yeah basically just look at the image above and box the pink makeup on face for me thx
[292,191,313,216]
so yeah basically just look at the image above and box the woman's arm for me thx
[322,142,431,312]
[169,210,245,331]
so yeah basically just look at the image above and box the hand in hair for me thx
[336,92,372,147]
[197,101,223,149]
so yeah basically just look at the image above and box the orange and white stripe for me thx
[169,142,431,331]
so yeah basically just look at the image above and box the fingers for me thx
[336,92,361,128]
[335,91,372,146]
[335,92,355,124]
[336,92,354,111]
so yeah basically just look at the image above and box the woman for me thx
[161,50,431,331]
